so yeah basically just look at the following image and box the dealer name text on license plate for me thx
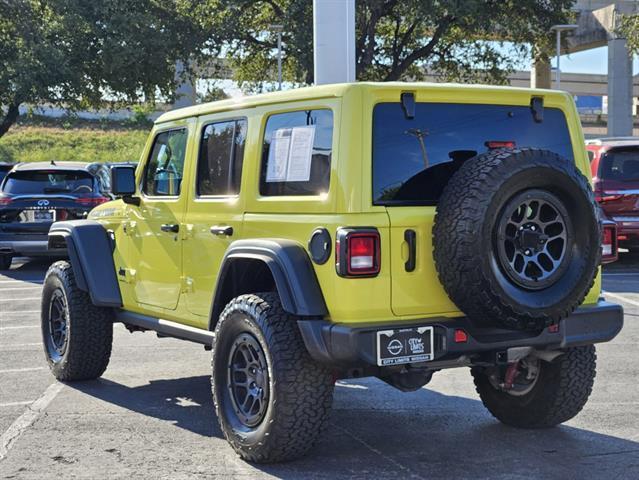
[376,326,434,366]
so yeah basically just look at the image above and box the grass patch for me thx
[0,124,149,164]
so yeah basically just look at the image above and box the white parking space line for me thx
[0,383,63,460]
[0,310,40,315]
[0,325,39,331]
[0,287,42,292]
[0,401,33,408]
[0,367,45,374]
[0,343,42,351]
[0,297,41,303]
[603,291,639,308]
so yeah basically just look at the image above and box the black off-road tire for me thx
[472,345,596,428]
[0,254,12,270]
[211,292,334,463]
[433,148,600,331]
[41,261,113,381]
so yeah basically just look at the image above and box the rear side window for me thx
[372,103,574,205]
[2,170,94,195]
[143,129,188,197]
[197,119,247,196]
[599,148,639,182]
[260,109,333,196]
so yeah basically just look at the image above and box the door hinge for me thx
[181,276,194,293]
[182,223,194,240]
[118,267,136,283]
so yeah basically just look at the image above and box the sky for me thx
[558,46,639,75]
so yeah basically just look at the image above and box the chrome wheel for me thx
[227,333,269,427]
[496,190,573,290]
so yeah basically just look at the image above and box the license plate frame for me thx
[22,209,56,223]
[376,326,434,366]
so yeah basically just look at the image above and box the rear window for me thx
[598,148,639,182]
[2,170,94,195]
[372,103,574,205]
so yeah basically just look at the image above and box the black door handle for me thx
[160,224,180,233]
[210,225,233,236]
[404,229,416,272]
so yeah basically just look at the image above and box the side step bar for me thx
[116,311,214,346]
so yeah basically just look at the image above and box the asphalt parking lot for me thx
[1,256,638,479]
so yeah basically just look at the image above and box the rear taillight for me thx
[0,196,11,206]
[485,140,516,149]
[336,228,380,277]
[75,197,109,207]
[601,222,618,264]
[596,193,623,203]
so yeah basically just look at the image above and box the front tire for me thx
[41,261,113,381]
[472,345,596,428]
[211,293,334,463]
[0,254,12,270]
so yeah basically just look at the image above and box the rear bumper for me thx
[0,235,63,256]
[298,300,623,367]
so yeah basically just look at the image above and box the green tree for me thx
[619,14,639,54]
[205,0,575,91]
[0,0,211,137]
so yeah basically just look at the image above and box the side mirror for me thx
[110,165,139,205]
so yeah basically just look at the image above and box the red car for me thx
[587,137,639,253]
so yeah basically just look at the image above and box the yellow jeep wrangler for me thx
[41,83,623,463]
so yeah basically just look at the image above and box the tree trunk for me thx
[0,103,20,138]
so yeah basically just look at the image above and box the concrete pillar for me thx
[174,60,196,108]
[531,54,552,89]
[313,0,355,85]
[607,38,633,137]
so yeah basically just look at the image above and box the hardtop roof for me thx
[156,81,565,125]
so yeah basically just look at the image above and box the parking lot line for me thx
[0,343,42,351]
[0,310,41,315]
[603,291,639,308]
[0,401,33,408]
[0,297,41,303]
[0,367,45,374]
[0,382,63,460]
[0,325,39,331]
[0,287,42,292]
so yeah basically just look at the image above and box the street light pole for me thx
[269,24,284,90]
[550,24,578,90]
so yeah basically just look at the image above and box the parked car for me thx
[41,83,622,463]
[0,162,15,184]
[586,137,639,252]
[0,161,112,269]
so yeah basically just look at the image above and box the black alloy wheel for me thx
[496,189,573,290]
[227,333,270,427]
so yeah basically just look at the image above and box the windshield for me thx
[1,170,94,195]
[372,102,573,205]
[599,148,639,182]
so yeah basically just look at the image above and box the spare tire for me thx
[433,148,600,331]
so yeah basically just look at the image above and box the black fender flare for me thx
[48,220,122,307]
[209,239,328,329]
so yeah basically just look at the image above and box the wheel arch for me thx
[208,239,328,330]
[48,220,122,307]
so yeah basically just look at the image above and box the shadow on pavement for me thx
[1,257,59,283]
[68,375,639,479]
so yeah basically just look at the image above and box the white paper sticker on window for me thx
[266,128,292,182]
[286,126,315,182]
[265,126,316,183]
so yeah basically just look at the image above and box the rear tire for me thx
[211,293,334,463]
[41,261,113,381]
[0,254,12,270]
[472,346,596,428]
